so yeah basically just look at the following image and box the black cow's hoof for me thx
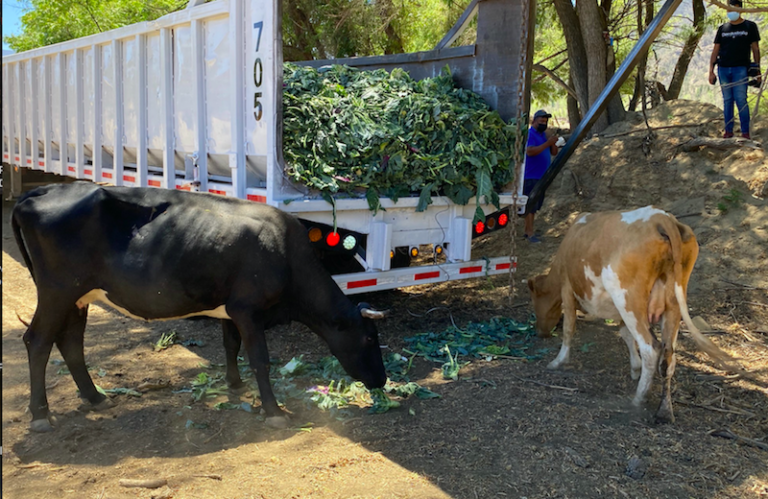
[79,397,116,413]
[93,398,116,411]
[228,383,248,395]
[30,418,55,433]
[265,415,290,429]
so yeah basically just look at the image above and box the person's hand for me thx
[708,71,717,85]
[757,72,763,86]
[546,135,558,146]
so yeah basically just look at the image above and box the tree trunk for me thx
[283,0,324,60]
[577,0,609,132]
[378,0,405,55]
[552,0,590,122]
[567,77,582,129]
[629,0,655,111]
[665,0,706,100]
[606,41,627,123]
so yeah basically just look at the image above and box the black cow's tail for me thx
[11,207,36,284]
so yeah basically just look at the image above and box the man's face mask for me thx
[536,123,548,133]
[727,11,740,21]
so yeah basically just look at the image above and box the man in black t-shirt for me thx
[708,0,761,139]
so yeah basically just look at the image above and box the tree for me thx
[551,0,626,133]
[628,0,655,111]
[4,0,186,52]
[664,0,706,100]
[552,0,590,128]
[281,0,470,62]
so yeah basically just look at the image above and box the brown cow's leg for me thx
[619,325,642,380]
[655,315,679,424]
[610,285,660,407]
[56,306,114,413]
[229,312,288,428]
[222,320,246,393]
[548,287,577,369]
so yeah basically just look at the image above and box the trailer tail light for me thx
[308,227,322,242]
[435,245,444,255]
[326,232,341,247]
[486,217,496,230]
[410,247,419,258]
[390,250,395,259]
[498,213,508,226]
[343,235,356,250]
[475,220,485,234]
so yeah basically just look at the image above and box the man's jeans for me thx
[718,66,750,134]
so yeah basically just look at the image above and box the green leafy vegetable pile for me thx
[282,63,525,217]
[403,317,545,379]
[186,352,438,420]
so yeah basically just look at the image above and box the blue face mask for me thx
[727,11,740,21]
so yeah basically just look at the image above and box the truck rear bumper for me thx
[333,256,516,294]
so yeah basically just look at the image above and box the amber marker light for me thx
[308,227,323,242]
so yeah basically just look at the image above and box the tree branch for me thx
[532,63,578,99]
[81,0,103,33]
[706,0,768,13]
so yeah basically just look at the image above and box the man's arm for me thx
[753,41,762,84]
[527,136,557,156]
[709,43,720,85]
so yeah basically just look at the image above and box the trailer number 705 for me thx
[253,21,264,122]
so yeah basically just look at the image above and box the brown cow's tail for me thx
[664,215,739,371]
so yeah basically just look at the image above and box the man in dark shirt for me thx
[708,0,761,139]
[522,110,560,243]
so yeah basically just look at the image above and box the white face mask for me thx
[727,11,740,21]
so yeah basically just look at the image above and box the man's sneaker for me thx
[742,133,750,139]
[524,234,542,244]
[723,132,734,139]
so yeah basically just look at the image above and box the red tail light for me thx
[326,232,340,246]
[499,213,508,226]
[475,221,485,234]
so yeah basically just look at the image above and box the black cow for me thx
[12,182,387,432]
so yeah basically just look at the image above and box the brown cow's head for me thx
[528,274,562,338]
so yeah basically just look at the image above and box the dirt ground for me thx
[3,100,768,499]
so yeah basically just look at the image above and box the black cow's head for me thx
[322,302,387,389]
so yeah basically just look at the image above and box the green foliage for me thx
[4,0,186,52]
[368,388,401,413]
[154,331,178,352]
[717,188,744,213]
[282,0,473,61]
[283,63,524,211]
[403,317,545,380]
[186,351,438,419]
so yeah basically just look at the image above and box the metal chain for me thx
[509,0,531,309]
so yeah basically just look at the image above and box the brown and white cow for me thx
[528,206,735,423]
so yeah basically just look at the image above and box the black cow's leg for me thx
[56,306,114,412]
[23,307,61,432]
[229,313,288,428]
[222,320,245,392]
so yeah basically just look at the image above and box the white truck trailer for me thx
[2,0,536,294]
